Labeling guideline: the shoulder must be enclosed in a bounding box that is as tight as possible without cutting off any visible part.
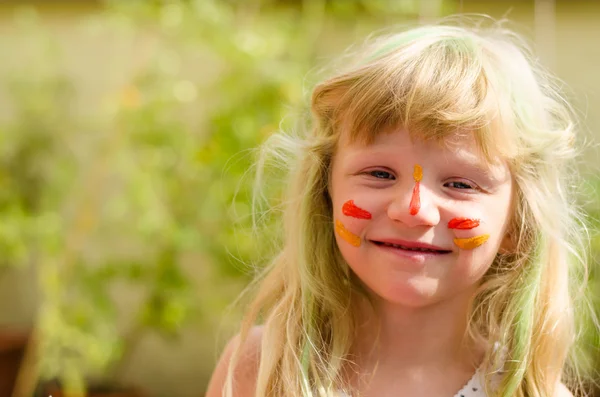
[554,382,574,397]
[205,325,264,397]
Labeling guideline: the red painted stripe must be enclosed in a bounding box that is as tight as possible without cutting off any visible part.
[448,217,480,229]
[342,200,372,219]
[409,182,420,216]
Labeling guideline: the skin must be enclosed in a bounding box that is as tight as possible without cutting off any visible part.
[330,128,514,308]
[336,219,362,247]
[328,127,515,395]
[205,326,574,397]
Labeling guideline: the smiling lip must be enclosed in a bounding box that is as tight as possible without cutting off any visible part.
[370,238,452,253]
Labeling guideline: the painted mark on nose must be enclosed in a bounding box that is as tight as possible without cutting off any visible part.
[342,200,372,219]
[453,234,490,250]
[448,217,480,230]
[409,164,422,215]
[335,220,361,247]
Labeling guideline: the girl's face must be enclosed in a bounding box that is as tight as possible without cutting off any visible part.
[329,128,514,307]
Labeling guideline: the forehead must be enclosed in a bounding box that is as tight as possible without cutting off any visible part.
[338,126,482,157]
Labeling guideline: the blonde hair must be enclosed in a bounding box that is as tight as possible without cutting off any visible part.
[225,16,592,397]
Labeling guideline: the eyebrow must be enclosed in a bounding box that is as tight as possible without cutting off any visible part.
[446,152,487,170]
[341,148,392,163]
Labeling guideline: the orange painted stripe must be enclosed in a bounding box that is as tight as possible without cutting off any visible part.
[413,164,423,182]
[453,234,490,250]
[335,220,361,247]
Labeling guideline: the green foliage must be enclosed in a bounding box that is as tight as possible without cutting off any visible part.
[581,176,600,376]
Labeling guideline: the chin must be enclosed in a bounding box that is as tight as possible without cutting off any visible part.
[371,280,444,308]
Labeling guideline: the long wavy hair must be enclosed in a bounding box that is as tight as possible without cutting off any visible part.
[225,16,592,397]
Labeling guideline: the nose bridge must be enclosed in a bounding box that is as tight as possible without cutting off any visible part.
[387,178,439,226]
[416,182,436,215]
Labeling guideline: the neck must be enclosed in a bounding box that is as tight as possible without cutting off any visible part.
[350,287,484,370]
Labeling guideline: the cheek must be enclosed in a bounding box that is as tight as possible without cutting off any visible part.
[447,212,505,280]
[448,216,488,249]
[454,244,498,278]
[333,225,368,277]
[334,214,369,248]
[333,199,375,248]
[446,206,506,251]
[335,220,362,247]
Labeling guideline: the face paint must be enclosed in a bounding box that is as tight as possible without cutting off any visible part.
[453,234,490,250]
[342,200,372,219]
[448,217,480,230]
[409,164,422,216]
[335,219,361,247]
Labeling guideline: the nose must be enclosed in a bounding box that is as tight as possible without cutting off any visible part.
[386,182,440,228]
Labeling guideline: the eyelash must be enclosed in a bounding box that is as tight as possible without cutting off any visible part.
[364,170,479,191]
[444,181,475,190]
[366,170,395,180]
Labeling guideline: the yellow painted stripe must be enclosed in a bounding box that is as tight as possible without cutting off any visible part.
[335,220,361,247]
[413,164,423,182]
[453,234,490,250]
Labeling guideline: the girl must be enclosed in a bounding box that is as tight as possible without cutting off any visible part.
[207,16,592,397]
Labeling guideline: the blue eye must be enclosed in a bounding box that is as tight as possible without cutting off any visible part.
[445,181,474,189]
[369,170,395,180]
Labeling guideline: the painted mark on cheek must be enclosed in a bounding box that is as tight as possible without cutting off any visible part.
[335,220,361,247]
[454,234,490,250]
[342,200,372,219]
[409,164,422,216]
[448,217,480,230]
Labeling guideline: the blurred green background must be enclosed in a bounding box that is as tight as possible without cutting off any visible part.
[0,0,597,396]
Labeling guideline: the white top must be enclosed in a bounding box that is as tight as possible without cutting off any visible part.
[452,367,487,397]
[338,366,491,397]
